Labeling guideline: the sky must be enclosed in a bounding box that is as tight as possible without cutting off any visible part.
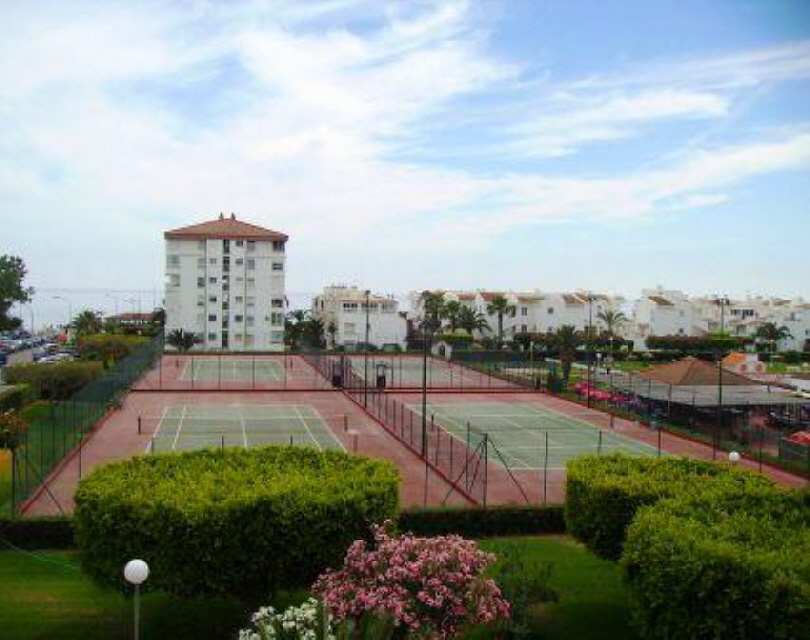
[2,0,809,322]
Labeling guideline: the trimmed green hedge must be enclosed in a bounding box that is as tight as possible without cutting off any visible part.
[565,455,773,560]
[4,361,103,400]
[74,447,399,598]
[0,517,75,549]
[623,487,810,640]
[399,505,565,537]
[0,384,34,412]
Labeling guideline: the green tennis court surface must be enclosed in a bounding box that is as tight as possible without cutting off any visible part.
[413,401,659,470]
[345,355,498,386]
[147,403,345,453]
[180,358,286,382]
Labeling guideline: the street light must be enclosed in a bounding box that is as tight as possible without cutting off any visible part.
[714,295,731,460]
[364,290,371,407]
[52,296,72,330]
[124,559,149,639]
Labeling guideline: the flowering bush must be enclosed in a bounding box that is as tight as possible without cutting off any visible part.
[239,598,334,640]
[313,522,510,639]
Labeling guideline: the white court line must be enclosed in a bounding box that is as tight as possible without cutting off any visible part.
[310,407,347,452]
[238,406,248,448]
[293,405,321,450]
[144,405,169,454]
[180,360,191,382]
[172,404,187,451]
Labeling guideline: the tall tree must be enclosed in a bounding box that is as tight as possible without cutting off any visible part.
[419,291,445,335]
[596,309,628,338]
[0,255,34,331]
[72,309,103,336]
[284,309,310,349]
[457,306,490,336]
[755,322,793,352]
[554,324,581,385]
[486,295,516,346]
[151,307,166,327]
[166,329,198,353]
[442,300,462,332]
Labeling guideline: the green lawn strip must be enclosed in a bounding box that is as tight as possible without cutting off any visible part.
[0,549,262,639]
[477,536,636,640]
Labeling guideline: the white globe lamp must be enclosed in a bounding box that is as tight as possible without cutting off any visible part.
[124,559,149,639]
[728,451,741,465]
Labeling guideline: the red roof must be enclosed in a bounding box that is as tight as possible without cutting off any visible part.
[638,356,757,386]
[165,214,288,241]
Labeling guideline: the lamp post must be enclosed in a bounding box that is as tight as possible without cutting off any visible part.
[364,290,371,407]
[586,293,594,408]
[123,559,149,640]
[52,296,72,331]
[714,295,730,460]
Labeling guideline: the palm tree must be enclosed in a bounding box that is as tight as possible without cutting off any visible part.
[72,309,103,337]
[457,306,490,336]
[442,300,462,332]
[597,309,628,354]
[554,324,581,385]
[327,321,337,349]
[486,295,516,346]
[755,322,793,352]
[166,329,198,353]
[284,310,310,349]
[301,317,326,349]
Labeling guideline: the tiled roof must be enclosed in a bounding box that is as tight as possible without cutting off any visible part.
[479,292,506,302]
[457,293,476,301]
[722,352,756,366]
[638,356,757,386]
[562,294,584,305]
[517,294,543,303]
[165,214,288,241]
[648,295,673,306]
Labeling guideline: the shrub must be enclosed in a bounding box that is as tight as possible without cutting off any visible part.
[565,454,773,560]
[3,361,103,400]
[239,598,334,640]
[622,486,810,640]
[76,334,144,364]
[0,384,33,412]
[74,447,399,598]
[313,521,510,639]
[398,505,565,538]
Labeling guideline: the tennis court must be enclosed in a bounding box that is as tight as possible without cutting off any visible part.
[413,400,660,470]
[179,358,287,382]
[345,355,512,389]
[145,403,346,453]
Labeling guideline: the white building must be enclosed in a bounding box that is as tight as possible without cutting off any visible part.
[312,285,407,350]
[632,288,695,346]
[164,214,288,351]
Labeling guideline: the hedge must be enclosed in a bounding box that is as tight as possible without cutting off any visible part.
[3,361,104,400]
[0,384,34,412]
[0,517,75,549]
[399,505,565,537]
[565,455,774,560]
[74,447,399,598]
[622,486,810,640]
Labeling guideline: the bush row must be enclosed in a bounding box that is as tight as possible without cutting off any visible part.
[76,334,147,364]
[74,447,399,598]
[0,517,75,549]
[565,454,773,560]
[3,361,103,400]
[0,384,34,412]
[623,486,810,640]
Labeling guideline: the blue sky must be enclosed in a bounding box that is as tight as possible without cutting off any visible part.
[1,0,808,311]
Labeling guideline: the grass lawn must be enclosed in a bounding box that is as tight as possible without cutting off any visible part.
[0,536,635,639]
[479,536,636,640]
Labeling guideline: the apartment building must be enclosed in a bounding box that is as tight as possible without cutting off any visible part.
[312,285,407,349]
[632,288,696,344]
[164,214,287,351]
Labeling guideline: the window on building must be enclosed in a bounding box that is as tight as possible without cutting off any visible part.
[198,240,205,250]
[234,314,243,322]
[247,296,256,307]
[271,331,284,342]
[209,277,217,284]
[247,259,256,270]
[547,308,554,315]
[246,316,255,327]
[197,257,205,269]
[197,298,204,307]
[223,283,229,292]
[235,240,244,247]
[223,239,230,253]
[208,313,218,322]
[521,324,528,333]
[168,274,180,287]
[247,240,255,252]
[521,307,528,316]
[271,298,284,308]
[209,296,217,303]
[247,278,255,287]
[272,262,284,271]
[235,296,243,304]
[166,255,180,268]
[197,277,205,288]
[233,333,243,341]
[272,241,285,252]
[235,258,243,266]
[209,257,217,265]
[271,312,284,325]
[342,302,358,312]
[208,332,216,341]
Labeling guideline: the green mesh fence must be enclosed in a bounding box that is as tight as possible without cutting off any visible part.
[11,331,164,515]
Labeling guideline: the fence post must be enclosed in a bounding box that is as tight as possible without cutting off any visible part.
[597,430,603,455]
[138,416,142,435]
[657,425,662,457]
[343,415,348,433]
[543,431,548,506]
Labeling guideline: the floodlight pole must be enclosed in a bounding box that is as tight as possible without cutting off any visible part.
[364,290,371,407]
[587,294,594,409]
[714,295,730,460]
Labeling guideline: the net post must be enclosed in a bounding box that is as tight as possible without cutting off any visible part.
[465,421,471,490]
[150,437,155,454]
[289,435,293,447]
[222,435,226,450]
[597,429,603,455]
[657,424,662,457]
[344,415,348,432]
[449,434,454,477]
[138,415,142,435]
[610,413,615,429]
